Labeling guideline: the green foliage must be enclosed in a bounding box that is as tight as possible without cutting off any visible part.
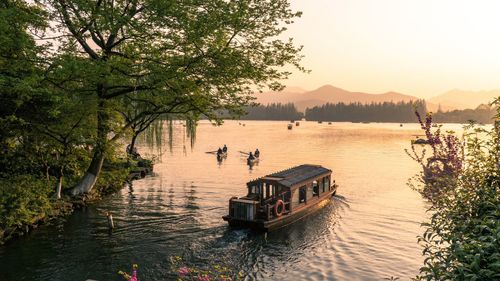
[94,160,131,196]
[0,175,51,230]
[1,0,305,234]
[0,0,47,131]
[28,0,305,195]
[411,101,500,280]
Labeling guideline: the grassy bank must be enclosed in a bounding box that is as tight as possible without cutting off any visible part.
[0,158,151,245]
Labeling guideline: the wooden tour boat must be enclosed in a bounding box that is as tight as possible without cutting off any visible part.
[223,164,338,231]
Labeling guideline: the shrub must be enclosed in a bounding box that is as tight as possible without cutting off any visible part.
[405,111,463,202]
[409,100,500,280]
[0,175,51,231]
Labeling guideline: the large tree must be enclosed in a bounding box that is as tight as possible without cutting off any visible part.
[39,0,304,195]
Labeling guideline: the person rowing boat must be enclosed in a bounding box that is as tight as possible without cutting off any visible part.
[247,151,259,166]
[248,152,255,160]
[216,147,228,162]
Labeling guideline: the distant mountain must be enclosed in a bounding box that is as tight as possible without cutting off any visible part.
[255,85,422,112]
[428,89,500,110]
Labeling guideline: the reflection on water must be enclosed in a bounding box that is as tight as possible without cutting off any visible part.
[0,121,451,281]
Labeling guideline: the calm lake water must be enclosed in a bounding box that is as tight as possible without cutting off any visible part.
[1,120,460,281]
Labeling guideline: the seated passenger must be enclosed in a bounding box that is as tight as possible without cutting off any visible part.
[222,144,227,152]
[254,148,260,158]
[217,147,223,155]
[247,152,255,160]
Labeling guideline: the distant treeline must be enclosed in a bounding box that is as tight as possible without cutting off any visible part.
[239,101,497,123]
[241,103,303,120]
[305,100,427,122]
[432,104,496,124]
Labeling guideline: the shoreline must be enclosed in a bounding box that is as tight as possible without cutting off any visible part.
[0,158,153,246]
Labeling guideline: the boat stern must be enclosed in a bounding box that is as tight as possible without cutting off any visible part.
[223,197,262,228]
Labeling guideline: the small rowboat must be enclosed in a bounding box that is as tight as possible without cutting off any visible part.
[217,151,227,161]
[411,138,428,145]
[247,157,259,166]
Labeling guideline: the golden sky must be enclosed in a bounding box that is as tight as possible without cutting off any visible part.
[284,0,500,98]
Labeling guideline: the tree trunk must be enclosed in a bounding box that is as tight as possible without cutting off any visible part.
[70,151,104,195]
[44,164,50,188]
[70,97,108,196]
[129,133,138,155]
[55,174,63,199]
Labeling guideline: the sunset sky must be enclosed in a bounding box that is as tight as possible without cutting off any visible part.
[284,0,500,98]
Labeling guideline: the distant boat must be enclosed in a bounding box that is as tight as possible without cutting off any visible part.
[217,151,227,161]
[318,121,323,124]
[295,122,300,126]
[362,121,370,124]
[400,123,403,127]
[247,153,260,166]
[328,122,332,125]
[290,119,295,123]
[287,124,293,130]
[412,138,429,145]
[247,157,259,166]
[223,164,338,231]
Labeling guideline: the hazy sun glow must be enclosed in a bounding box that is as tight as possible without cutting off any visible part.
[285,0,500,98]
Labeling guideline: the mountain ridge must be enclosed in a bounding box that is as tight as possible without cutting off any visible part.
[254,85,498,112]
[255,84,424,112]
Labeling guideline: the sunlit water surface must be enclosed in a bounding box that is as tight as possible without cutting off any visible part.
[1,121,463,281]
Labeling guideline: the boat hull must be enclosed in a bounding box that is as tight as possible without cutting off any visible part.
[247,157,259,165]
[223,187,336,232]
[217,152,227,161]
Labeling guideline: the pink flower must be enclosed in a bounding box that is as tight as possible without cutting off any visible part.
[178,267,189,277]
[197,274,210,281]
[129,269,137,281]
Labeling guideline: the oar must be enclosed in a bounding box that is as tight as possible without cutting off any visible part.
[205,151,218,154]
[238,151,250,155]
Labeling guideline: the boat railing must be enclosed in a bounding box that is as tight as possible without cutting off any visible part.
[261,190,292,220]
[264,201,291,220]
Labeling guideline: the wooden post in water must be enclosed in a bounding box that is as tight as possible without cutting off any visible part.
[106,212,115,230]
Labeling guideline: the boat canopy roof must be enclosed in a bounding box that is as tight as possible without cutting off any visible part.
[248,164,331,188]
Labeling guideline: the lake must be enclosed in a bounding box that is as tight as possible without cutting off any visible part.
[1,121,451,280]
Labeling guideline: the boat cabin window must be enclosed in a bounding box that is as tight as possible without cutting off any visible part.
[262,183,277,199]
[248,184,261,195]
[299,186,307,203]
[312,180,319,196]
[323,176,331,191]
[319,179,324,194]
